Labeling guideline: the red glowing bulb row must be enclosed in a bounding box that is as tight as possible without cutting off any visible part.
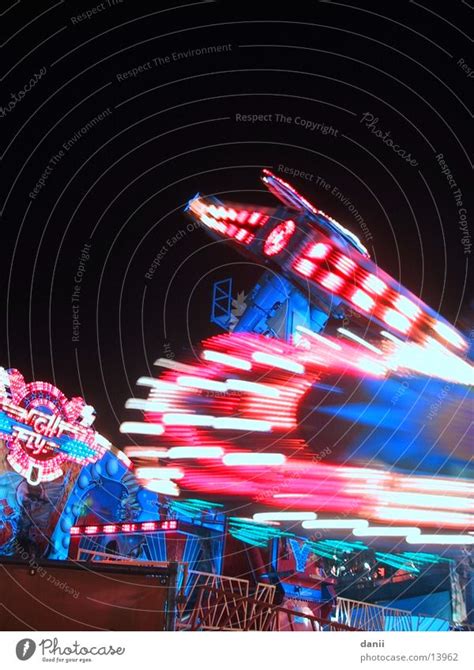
[261,169,370,257]
[188,197,270,246]
[70,520,178,536]
[292,241,463,348]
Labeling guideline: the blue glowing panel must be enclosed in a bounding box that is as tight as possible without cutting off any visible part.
[233,272,328,340]
[300,373,472,477]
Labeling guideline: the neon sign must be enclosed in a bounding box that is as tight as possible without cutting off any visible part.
[0,367,110,485]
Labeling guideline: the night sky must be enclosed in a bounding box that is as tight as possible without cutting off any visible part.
[1,0,472,447]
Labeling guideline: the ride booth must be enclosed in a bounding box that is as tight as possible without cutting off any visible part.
[0,368,225,630]
[220,519,338,630]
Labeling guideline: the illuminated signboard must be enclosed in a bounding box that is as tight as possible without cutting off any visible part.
[0,367,110,485]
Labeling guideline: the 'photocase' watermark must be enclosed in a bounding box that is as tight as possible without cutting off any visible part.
[1,67,47,119]
[359,113,418,167]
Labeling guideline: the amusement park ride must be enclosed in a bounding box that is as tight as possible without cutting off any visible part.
[0,170,472,631]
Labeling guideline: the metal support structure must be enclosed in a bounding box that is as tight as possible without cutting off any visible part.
[184,585,356,631]
[210,278,233,330]
[334,596,452,631]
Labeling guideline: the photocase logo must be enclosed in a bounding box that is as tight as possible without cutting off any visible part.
[15,639,36,661]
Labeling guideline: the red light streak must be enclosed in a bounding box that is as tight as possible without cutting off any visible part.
[334,254,356,275]
[319,271,344,292]
[363,273,387,296]
[351,289,375,312]
[307,242,330,259]
[293,258,316,278]
[123,331,472,531]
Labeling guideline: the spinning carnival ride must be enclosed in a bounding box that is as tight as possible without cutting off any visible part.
[122,170,473,544]
[1,169,472,630]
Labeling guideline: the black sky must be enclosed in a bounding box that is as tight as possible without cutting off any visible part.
[1,0,472,445]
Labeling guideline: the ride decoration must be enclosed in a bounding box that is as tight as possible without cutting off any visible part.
[187,169,468,354]
[0,367,110,485]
